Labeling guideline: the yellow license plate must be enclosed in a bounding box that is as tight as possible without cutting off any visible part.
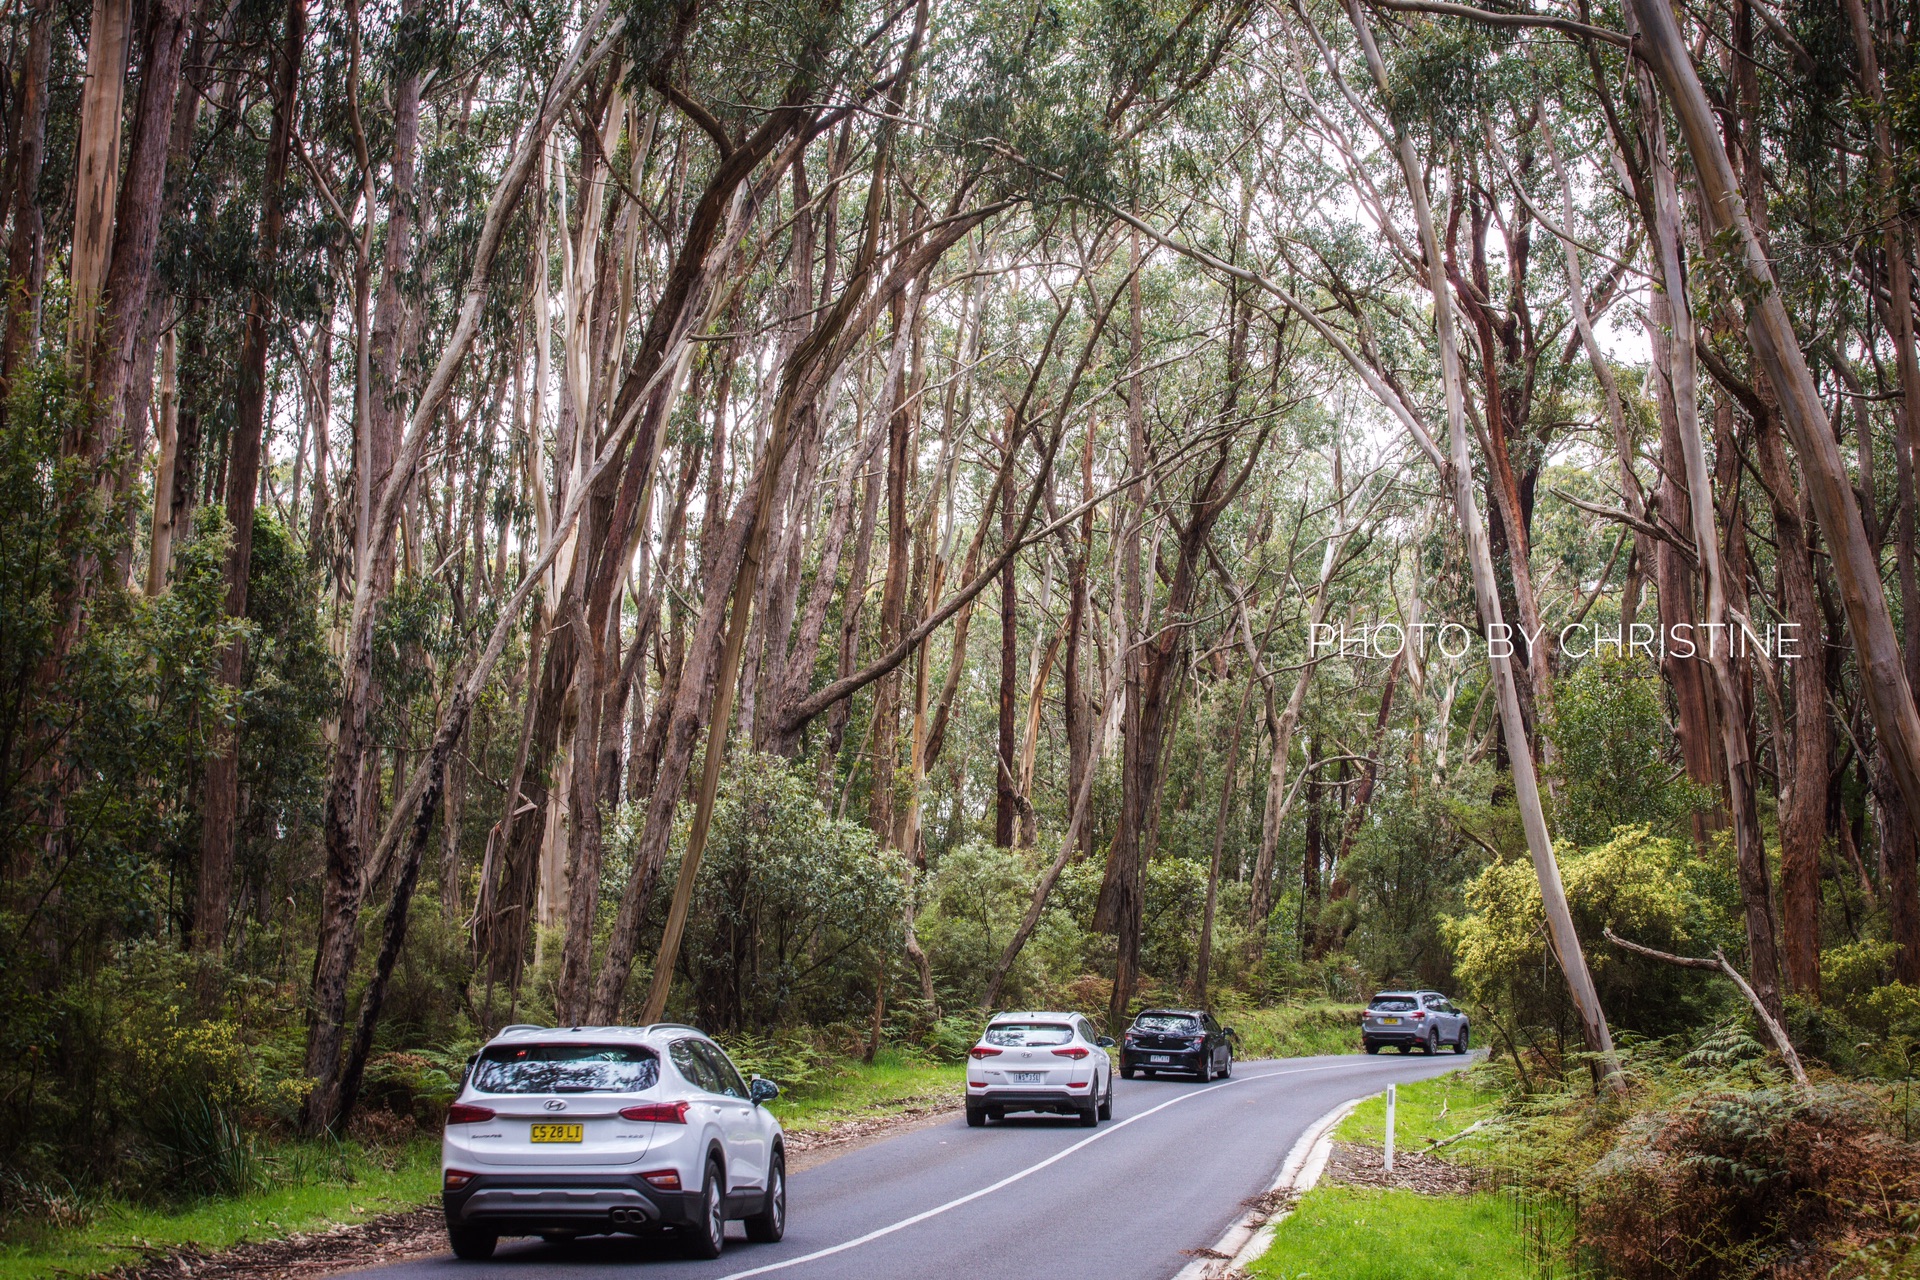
[529,1123,583,1143]
[1382,1017,1401,1025]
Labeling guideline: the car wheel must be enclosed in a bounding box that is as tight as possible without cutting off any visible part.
[1455,1026,1470,1055]
[1398,1042,1411,1054]
[1196,1050,1212,1083]
[1426,1030,1439,1055]
[1364,1040,1379,1054]
[1098,1073,1114,1120]
[447,1225,497,1261]
[744,1149,786,1243]
[1078,1092,1099,1126]
[685,1156,727,1260]
[1120,1064,1134,1080]
[966,1099,987,1127]
[1220,1050,1233,1078]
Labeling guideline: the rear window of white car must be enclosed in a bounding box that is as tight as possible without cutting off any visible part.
[1369,996,1418,1012]
[984,1023,1075,1047]
[1134,1015,1199,1033]
[471,1043,660,1094]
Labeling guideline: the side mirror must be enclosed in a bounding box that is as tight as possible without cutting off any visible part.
[749,1076,781,1105]
[1225,1027,1238,1039]
[1096,1036,1115,1048]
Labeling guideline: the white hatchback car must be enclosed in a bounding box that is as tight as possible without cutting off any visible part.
[440,1024,785,1260]
[965,1012,1115,1127]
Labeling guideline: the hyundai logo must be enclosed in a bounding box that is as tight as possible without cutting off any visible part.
[544,1099,567,1112]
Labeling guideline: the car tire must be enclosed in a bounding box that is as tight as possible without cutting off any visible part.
[1426,1031,1439,1055]
[1098,1074,1114,1120]
[1120,1064,1134,1080]
[1364,1040,1379,1054]
[1455,1026,1470,1055]
[447,1226,497,1261]
[1196,1051,1212,1083]
[1078,1094,1099,1127]
[1397,1043,1411,1054]
[685,1156,727,1260]
[966,1100,987,1127]
[744,1149,786,1243]
[1220,1050,1232,1078]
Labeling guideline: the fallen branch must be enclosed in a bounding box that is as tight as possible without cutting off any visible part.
[1422,1116,1489,1151]
[1603,927,1811,1095]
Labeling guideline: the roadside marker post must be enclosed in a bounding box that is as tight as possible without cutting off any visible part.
[1383,1084,1395,1172]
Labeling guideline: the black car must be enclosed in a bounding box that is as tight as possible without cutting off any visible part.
[1119,1009,1236,1081]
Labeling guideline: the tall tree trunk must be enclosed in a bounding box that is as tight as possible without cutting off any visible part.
[195,0,304,964]
[0,0,51,396]
[1756,407,1829,996]
[145,321,179,594]
[88,0,192,467]
[1063,418,1095,857]
[996,461,1018,847]
[1099,229,1149,1031]
[871,288,916,845]
[1197,673,1256,1006]
[66,0,132,368]
[1301,736,1323,956]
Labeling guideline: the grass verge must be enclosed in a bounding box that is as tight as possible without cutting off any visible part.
[763,1047,963,1134]
[1337,1063,1503,1150]
[1250,1186,1543,1280]
[1221,1002,1367,1060]
[0,1137,438,1280]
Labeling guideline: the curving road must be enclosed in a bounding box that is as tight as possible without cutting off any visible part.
[342,1051,1468,1280]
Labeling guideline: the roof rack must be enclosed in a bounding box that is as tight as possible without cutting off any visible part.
[648,1023,704,1035]
[497,1023,545,1034]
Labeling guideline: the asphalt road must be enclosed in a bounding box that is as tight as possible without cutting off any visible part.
[346,1051,1469,1280]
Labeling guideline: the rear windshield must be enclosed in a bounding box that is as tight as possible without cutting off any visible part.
[984,1023,1074,1047]
[471,1044,660,1094]
[1134,1015,1200,1033]
[1369,996,1418,1012]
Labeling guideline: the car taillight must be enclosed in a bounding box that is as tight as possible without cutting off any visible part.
[641,1169,682,1190]
[620,1101,690,1123]
[1411,1011,1427,1019]
[444,1169,475,1190]
[446,1103,495,1124]
[969,1045,1003,1059]
[1052,1046,1090,1060]
[1190,1037,1207,1048]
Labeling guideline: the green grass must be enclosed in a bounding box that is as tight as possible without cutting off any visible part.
[763,1047,964,1134]
[1221,1002,1367,1060]
[0,1137,439,1280]
[1337,1065,1504,1152]
[1251,1186,1543,1280]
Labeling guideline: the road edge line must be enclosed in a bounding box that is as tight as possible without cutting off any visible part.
[1170,1093,1361,1280]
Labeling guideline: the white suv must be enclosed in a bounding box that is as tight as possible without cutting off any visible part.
[966,1012,1114,1127]
[440,1024,785,1260]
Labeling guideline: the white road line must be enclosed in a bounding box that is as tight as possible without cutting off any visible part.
[712,1058,1426,1280]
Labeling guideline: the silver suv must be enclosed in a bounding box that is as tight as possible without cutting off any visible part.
[1361,990,1469,1055]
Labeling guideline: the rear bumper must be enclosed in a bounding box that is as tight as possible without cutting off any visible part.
[443,1172,701,1234]
[1121,1047,1203,1071]
[968,1088,1091,1115]
[1363,1029,1424,1045]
